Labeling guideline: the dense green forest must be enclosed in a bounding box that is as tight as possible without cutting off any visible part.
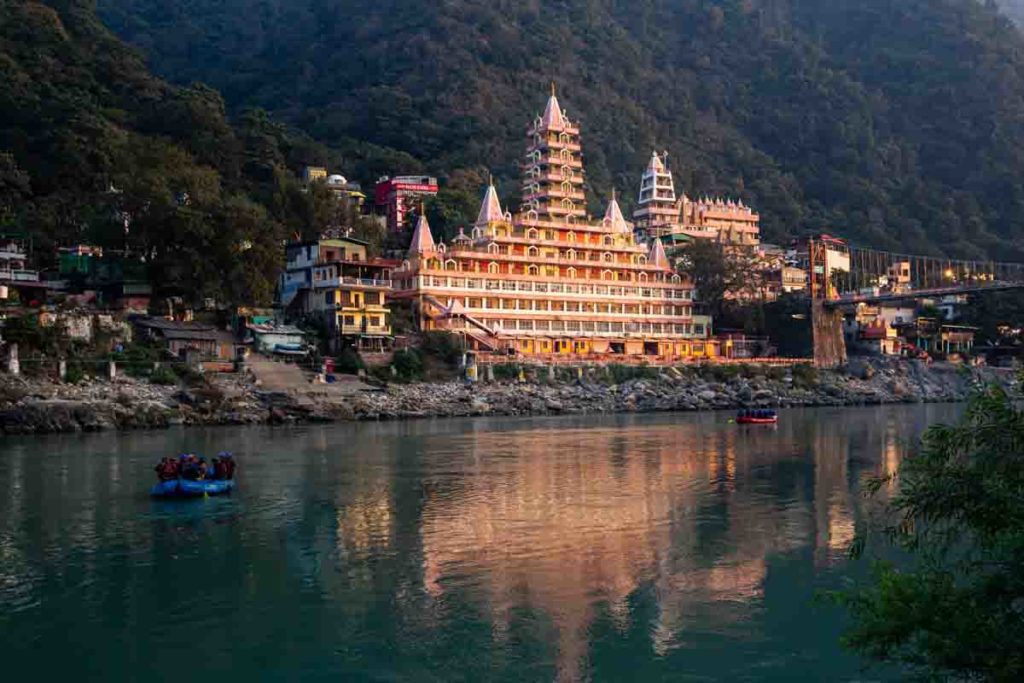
[96,0,1024,260]
[0,0,366,305]
[999,0,1024,24]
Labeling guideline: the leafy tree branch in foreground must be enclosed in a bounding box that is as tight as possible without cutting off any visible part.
[837,386,1024,680]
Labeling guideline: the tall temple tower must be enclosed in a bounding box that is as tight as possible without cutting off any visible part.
[392,85,718,361]
[632,151,680,238]
[521,84,587,224]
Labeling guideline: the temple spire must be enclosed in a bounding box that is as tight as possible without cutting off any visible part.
[603,190,630,234]
[475,177,504,227]
[541,83,564,129]
[408,207,436,256]
[649,237,671,269]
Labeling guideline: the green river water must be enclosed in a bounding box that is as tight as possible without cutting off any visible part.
[0,404,956,681]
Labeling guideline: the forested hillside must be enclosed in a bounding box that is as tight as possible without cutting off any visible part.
[999,0,1024,24]
[0,0,355,304]
[96,0,1024,260]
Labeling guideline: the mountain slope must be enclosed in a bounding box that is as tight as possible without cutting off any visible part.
[0,0,346,304]
[98,0,1024,259]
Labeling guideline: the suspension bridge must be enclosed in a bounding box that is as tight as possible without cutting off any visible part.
[806,237,1024,367]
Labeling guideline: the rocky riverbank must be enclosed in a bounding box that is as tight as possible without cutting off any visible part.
[0,358,1014,435]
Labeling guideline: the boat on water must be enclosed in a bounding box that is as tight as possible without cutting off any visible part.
[150,478,235,498]
[736,409,778,425]
[151,452,237,497]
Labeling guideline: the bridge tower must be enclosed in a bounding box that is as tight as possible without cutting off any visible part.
[808,238,848,369]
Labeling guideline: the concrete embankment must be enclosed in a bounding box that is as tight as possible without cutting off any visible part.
[0,358,1013,435]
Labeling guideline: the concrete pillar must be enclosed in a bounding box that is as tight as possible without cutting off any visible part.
[548,365,556,381]
[486,365,495,382]
[6,343,18,376]
[108,360,117,381]
[58,359,67,381]
[577,367,584,381]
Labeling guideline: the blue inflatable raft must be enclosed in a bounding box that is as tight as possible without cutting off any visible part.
[150,478,234,498]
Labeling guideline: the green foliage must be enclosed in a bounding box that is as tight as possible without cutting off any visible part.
[335,347,364,375]
[491,363,522,381]
[607,363,660,384]
[97,0,1024,258]
[64,364,85,384]
[0,1,339,305]
[420,331,463,368]
[391,349,424,382]
[790,363,818,388]
[149,364,177,385]
[837,387,1024,680]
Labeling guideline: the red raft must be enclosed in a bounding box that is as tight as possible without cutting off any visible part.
[736,409,778,425]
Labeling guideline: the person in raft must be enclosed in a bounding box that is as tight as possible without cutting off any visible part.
[155,452,236,482]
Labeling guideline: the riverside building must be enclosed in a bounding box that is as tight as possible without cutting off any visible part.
[632,151,761,248]
[392,87,717,361]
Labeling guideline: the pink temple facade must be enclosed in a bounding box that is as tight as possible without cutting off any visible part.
[392,87,719,361]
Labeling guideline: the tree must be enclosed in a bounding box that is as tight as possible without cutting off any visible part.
[837,387,1024,680]
[675,240,764,318]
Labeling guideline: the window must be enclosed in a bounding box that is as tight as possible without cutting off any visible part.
[370,316,382,327]
[365,292,381,305]
[527,228,539,240]
[567,231,576,242]
[528,265,539,276]
[488,262,500,274]
[343,315,355,326]
[324,292,334,305]
[527,246,539,257]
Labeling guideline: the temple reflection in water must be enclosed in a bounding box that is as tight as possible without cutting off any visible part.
[0,406,948,681]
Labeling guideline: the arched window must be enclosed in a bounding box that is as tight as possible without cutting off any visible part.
[526,209,539,222]
[487,242,500,254]
[488,262,500,274]
[436,243,447,253]
[561,180,573,195]
[638,272,649,282]
[527,246,539,257]
[566,231,576,242]
[566,214,577,225]
[444,259,457,271]
[671,274,681,283]
[527,265,539,276]
[561,164,572,178]
[603,235,614,246]
[561,198,574,211]
[602,269,615,281]
[566,249,577,260]
[529,182,540,195]
[637,255,648,265]
[603,252,614,263]
[471,227,483,239]
[560,148,571,162]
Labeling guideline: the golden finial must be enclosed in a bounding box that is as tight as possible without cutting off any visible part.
[488,171,494,186]
[550,81,556,97]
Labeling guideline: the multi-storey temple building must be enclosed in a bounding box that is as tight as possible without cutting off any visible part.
[632,151,761,248]
[392,88,717,360]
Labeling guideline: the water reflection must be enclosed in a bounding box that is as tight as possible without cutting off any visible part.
[0,405,954,681]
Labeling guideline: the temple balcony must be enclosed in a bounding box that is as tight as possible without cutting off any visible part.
[527,123,580,137]
[527,155,583,169]
[521,189,586,202]
[413,274,697,301]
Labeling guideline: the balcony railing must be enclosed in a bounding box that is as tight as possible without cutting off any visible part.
[313,276,392,289]
[414,275,697,300]
[0,269,40,282]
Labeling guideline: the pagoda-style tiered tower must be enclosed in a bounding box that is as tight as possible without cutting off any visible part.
[392,86,717,361]
[521,85,587,224]
[633,151,679,237]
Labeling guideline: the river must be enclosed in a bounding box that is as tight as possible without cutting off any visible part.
[0,404,957,681]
